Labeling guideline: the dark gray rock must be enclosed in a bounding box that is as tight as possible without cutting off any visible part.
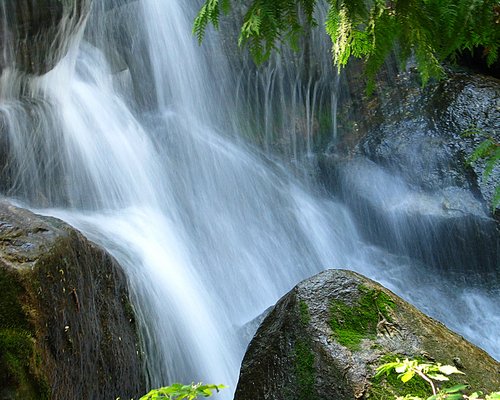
[234,269,500,400]
[429,73,500,206]
[334,157,499,278]
[0,200,145,399]
[319,69,500,277]
[326,68,499,211]
[0,0,91,75]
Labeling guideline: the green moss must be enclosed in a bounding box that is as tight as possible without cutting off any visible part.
[294,339,317,400]
[329,285,395,351]
[0,267,49,399]
[298,300,311,325]
[0,268,30,330]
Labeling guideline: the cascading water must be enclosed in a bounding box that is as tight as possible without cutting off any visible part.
[0,0,498,397]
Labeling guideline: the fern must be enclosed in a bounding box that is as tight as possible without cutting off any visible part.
[463,129,500,212]
[193,0,220,43]
[194,0,500,85]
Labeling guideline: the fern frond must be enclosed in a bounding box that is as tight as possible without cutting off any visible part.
[193,0,223,43]
[194,0,500,83]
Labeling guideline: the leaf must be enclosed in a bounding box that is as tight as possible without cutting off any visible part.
[375,360,402,377]
[444,394,464,400]
[427,373,450,381]
[467,139,494,164]
[395,364,408,374]
[400,371,415,383]
[438,365,465,375]
[139,383,226,400]
[442,384,469,393]
[483,147,500,181]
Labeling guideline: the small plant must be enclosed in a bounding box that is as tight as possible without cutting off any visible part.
[375,358,500,400]
[462,127,500,212]
[139,383,227,400]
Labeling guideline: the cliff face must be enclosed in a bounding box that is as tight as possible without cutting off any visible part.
[234,269,500,400]
[0,200,145,399]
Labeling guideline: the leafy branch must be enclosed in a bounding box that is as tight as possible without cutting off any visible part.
[139,383,226,400]
[375,358,500,400]
[193,0,500,88]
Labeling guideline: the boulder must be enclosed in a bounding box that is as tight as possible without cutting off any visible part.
[0,200,145,399]
[0,0,91,75]
[234,269,500,400]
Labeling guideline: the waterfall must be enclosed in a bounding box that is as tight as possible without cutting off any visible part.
[0,0,498,397]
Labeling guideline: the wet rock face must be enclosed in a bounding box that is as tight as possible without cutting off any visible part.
[234,269,500,400]
[327,68,499,212]
[0,0,91,75]
[319,69,500,277]
[360,72,499,207]
[0,201,145,399]
[429,73,500,206]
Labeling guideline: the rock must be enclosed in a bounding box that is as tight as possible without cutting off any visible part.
[333,157,499,279]
[234,269,500,400]
[0,0,91,75]
[0,200,145,399]
[319,69,500,277]
[429,72,500,207]
[325,67,499,212]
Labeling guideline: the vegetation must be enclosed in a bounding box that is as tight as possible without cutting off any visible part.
[194,0,500,89]
[0,267,49,399]
[375,358,500,400]
[462,127,500,211]
[371,356,433,400]
[329,286,395,351]
[139,383,226,400]
[294,339,317,400]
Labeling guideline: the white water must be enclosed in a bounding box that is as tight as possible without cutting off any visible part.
[0,0,498,396]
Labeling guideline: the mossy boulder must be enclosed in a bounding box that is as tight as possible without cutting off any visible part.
[0,200,145,399]
[234,269,500,400]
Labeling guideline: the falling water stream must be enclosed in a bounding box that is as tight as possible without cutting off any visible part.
[0,0,498,397]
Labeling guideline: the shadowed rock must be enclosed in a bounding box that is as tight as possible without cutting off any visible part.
[0,200,145,399]
[0,0,91,75]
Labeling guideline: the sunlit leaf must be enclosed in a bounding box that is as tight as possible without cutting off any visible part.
[400,371,415,383]
[437,365,464,375]
[395,364,408,374]
[427,373,449,381]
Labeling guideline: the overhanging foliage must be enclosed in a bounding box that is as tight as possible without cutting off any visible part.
[194,0,500,88]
